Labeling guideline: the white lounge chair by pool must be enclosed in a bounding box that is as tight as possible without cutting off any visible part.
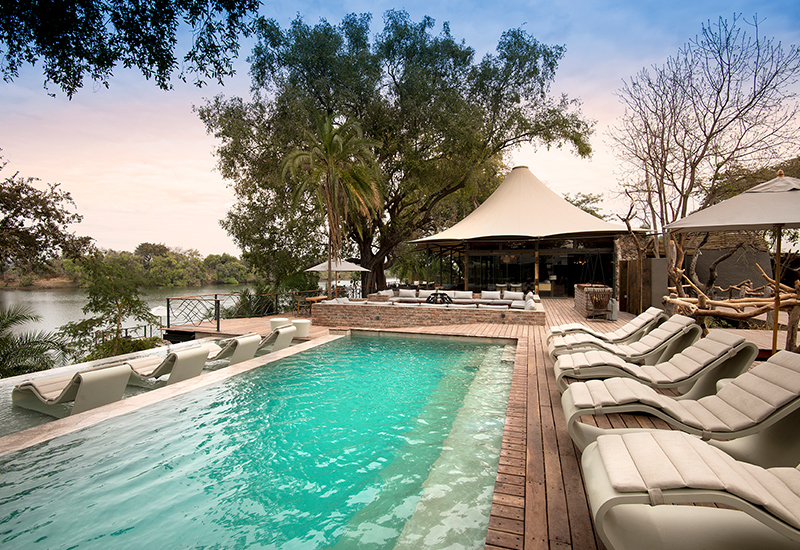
[553,330,758,395]
[206,333,263,365]
[11,363,132,418]
[546,306,666,344]
[126,346,211,388]
[582,431,800,550]
[548,314,701,365]
[562,350,800,466]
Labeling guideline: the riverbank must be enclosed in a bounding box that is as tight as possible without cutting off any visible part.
[1,277,79,290]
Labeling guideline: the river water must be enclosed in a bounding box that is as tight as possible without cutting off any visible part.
[0,285,248,335]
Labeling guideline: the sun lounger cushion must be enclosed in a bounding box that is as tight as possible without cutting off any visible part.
[595,431,800,529]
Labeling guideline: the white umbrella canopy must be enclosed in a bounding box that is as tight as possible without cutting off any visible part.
[305,259,370,298]
[667,171,800,354]
[304,259,370,273]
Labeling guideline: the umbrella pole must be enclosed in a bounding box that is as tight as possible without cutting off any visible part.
[772,225,784,355]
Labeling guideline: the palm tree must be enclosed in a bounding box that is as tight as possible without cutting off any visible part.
[283,114,382,298]
[0,304,68,378]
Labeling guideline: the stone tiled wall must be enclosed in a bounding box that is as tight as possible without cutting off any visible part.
[311,303,546,328]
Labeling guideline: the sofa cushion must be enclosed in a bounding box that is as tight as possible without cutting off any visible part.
[504,291,525,301]
[398,288,416,298]
[418,290,434,299]
[481,290,502,300]
[454,291,474,300]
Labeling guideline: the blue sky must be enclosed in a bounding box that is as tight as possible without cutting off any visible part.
[2,0,799,256]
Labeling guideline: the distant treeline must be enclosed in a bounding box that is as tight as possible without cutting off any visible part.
[3,242,254,288]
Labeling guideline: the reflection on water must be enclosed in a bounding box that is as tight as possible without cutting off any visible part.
[0,285,248,334]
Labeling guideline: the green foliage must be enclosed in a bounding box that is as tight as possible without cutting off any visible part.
[134,242,170,268]
[0,158,93,274]
[203,253,251,284]
[284,113,381,296]
[84,337,162,362]
[563,192,611,220]
[148,249,205,286]
[57,318,105,363]
[0,0,260,97]
[200,10,593,295]
[0,305,69,378]
[74,250,156,356]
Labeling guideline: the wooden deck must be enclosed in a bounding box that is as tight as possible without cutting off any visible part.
[168,298,776,549]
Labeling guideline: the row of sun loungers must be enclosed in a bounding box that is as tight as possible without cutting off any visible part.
[550,307,800,549]
[11,325,298,419]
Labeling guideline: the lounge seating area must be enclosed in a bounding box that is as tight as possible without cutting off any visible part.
[550,306,800,549]
[384,288,545,310]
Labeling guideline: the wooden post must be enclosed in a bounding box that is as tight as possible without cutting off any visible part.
[772,225,783,355]
[464,251,469,291]
[534,250,540,295]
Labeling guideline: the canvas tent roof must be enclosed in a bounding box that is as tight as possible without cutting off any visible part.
[414,166,627,247]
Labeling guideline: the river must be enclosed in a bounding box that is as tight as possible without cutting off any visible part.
[0,284,249,335]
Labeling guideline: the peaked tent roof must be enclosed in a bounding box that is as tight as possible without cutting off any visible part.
[414,166,627,246]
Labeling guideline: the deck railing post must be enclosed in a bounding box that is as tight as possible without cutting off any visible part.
[215,297,221,332]
[166,298,171,328]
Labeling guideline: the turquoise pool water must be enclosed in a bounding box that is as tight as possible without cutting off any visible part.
[0,334,514,549]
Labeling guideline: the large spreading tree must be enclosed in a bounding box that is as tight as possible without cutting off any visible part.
[198,10,593,294]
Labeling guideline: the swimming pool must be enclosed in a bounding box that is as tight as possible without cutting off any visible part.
[0,333,514,549]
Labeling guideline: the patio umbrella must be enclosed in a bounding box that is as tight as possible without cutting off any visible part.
[305,259,370,298]
[667,171,800,354]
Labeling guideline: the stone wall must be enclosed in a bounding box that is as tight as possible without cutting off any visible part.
[312,303,546,328]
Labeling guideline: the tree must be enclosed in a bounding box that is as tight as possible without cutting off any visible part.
[68,251,155,357]
[134,242,170,268]
[0,0,260,97]
[563,192,610,220]
[610,15,800,288]
[199,11,592,294]
[0,304,68,377]
[0,158,93,274]
[283,114,381,297]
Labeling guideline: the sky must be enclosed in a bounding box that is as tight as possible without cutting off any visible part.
[2,0,800,257]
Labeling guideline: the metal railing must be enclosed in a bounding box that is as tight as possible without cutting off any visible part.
[164,289,328,331]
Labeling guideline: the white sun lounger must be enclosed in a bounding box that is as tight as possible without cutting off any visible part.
[546,306,666,344]
[11,363,132,418]
[582,431,800,550]
[126,345,211,388]
[553,330,758,394]
[256,325,297,354]
[548,314,701,365]
[206,333,263,365]
[562,350,800,466]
